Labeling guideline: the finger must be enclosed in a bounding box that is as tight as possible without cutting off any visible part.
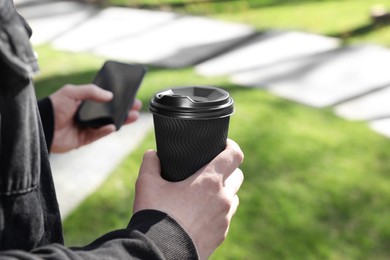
[205,139,244,181]
[139,150,161,178]
[226,139,244,163]
[224,168,244,198]
[227,195,240,219]
[123,110,140,125]
[223,195,239,239]
[122,99,142,125]
[73,84,113,102]
[81,124,115,145]
[131,99,142,111]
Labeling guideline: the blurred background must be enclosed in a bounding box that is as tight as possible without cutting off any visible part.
[16,0,390,259]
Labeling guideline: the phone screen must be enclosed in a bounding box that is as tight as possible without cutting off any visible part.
[75,61,147,130]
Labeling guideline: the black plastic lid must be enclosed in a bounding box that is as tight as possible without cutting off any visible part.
[149,86,234,119]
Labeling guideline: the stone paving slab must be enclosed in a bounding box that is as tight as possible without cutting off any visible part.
[50,113,153,219]
[93,15,255,68]
[53,7,177,53]
[231,44,390,108]
[370,118,390,139]
[334,86,390,121]
[17,1,97,45]
[14,0,48,6]
[52,7,255,68]
[195,30,339,76]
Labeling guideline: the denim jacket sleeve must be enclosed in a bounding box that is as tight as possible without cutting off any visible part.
[0,0,55,150]
[0,0,64,250]
[37,97,54,151]
[0,210,199,259]
[0,0,39,79]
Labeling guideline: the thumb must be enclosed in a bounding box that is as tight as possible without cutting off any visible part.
[139,150,161,178]
[72,84,113,102]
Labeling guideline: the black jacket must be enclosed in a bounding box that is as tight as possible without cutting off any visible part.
[0,1,198,258]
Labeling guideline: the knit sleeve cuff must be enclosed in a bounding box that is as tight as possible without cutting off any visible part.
[38,97,54,151]
[128,210,199,260]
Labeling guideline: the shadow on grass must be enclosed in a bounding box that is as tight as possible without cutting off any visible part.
[95,0,353,9]
[328,17,390,41]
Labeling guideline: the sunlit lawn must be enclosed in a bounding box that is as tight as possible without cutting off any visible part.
[34,0,390,258]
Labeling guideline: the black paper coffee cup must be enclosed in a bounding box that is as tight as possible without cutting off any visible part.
[149,86,234,182]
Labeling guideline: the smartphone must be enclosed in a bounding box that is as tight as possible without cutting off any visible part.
[75,61,147,130]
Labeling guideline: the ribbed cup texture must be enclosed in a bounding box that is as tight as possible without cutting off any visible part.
[153,115,230,182]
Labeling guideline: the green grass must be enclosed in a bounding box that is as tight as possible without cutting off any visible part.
[32,0,390,259]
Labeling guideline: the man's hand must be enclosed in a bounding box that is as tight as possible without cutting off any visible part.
[49,84,142,153]
[133,139,244,260]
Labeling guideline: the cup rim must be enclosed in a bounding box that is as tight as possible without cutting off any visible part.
[149,86,234,119]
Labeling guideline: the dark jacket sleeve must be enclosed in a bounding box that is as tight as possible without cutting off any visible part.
[0,210,199,259]
[38,97,54,151]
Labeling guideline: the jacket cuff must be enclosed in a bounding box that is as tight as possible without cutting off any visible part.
[37,97,54,151]
[128,210,199,260]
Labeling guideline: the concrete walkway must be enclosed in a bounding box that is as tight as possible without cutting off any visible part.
[50,114,153,218]
[15,0,390,217]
